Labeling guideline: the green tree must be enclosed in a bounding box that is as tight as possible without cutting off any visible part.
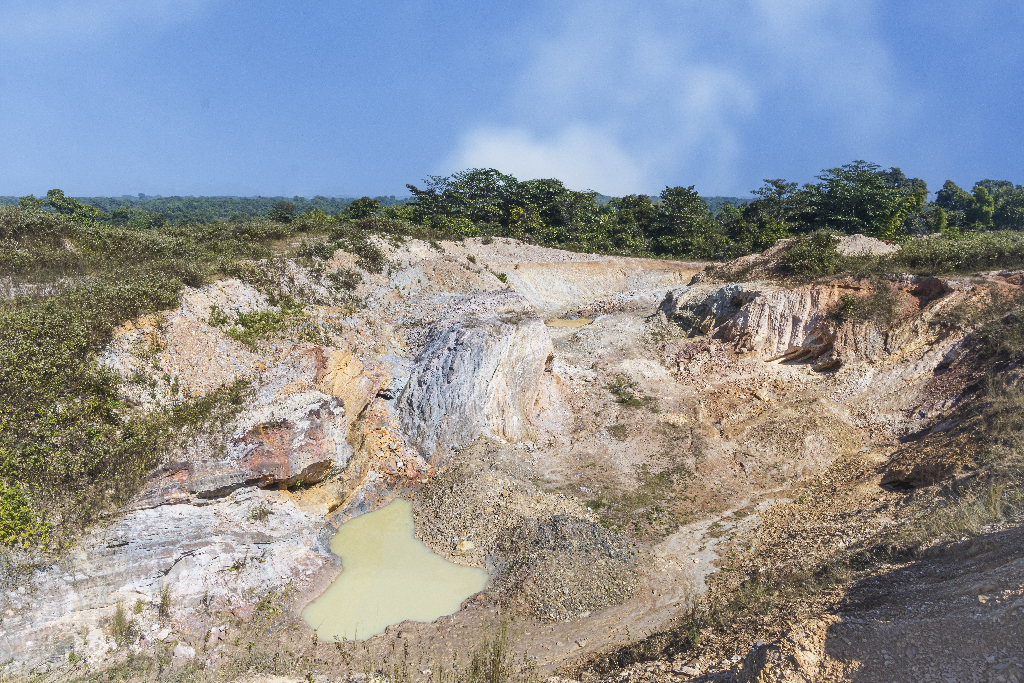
[805,162,920,239]
[267,200,297,223]
[516,178,572,229]
[653,186,720,257]
[967,185,996,229]
[935,180,974,212]
[993,186,1024,231]
[407,168,520,228]
[734,179,808,250]
[343,197,381,219]
[45,189,103,221]
[550,190,600,244]
[18,194,44,211]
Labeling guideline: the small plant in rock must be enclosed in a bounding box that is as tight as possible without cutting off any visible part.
[462,617,539,683]
[832,293,859,321]
[159,584,172,618]
[467,254,477,264]
[606,375,654,408]
[496,272,508,284]
[326,267,362,291]
[112,602,136,646]
[249,502,272,522]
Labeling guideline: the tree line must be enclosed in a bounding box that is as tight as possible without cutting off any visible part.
[7,161,1024,260]
[0,193,406,230]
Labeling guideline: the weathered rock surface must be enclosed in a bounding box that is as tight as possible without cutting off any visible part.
[399,292,565,457]
[1,487,329,669]
[659,283,754,337]
[181,344,352,498]
[663,275,972,371]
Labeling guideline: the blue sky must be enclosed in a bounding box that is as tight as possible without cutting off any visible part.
[1,0,1022,198]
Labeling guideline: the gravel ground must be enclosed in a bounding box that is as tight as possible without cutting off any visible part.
[412,442,640,622]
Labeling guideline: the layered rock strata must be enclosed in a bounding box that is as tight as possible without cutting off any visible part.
[399,292,564,457]
[663,275,973,371]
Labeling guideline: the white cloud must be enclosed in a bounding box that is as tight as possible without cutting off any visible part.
[446,0,907,195]
[449,125,644,195]
[0,0,212,44]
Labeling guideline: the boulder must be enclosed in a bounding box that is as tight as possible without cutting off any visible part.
[659,284,755,337]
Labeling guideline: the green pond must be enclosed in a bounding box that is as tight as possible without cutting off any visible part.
[302,498,488,640]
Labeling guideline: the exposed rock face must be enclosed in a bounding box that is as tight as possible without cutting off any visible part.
[318,346,391,428]
[183,344,351,498]
[659,283,753,337]
[664,276,971,370]
[1,487,329,669]
[719,284,854,366]
[187,393,348,497]
[399,292,564,457]
[504,259,701,316]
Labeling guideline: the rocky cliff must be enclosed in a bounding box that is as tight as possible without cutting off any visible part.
[399,291,565,457]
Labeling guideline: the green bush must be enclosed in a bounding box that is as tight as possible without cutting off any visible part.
[894,231,1024,274]
[428,215,480,238]
[0,482,48,547]
[777,230,847,278]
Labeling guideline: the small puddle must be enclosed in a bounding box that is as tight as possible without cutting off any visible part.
[545,318,594,328]
[302,498,488,641]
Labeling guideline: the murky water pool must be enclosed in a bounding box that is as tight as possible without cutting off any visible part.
[302,498,488,641]
[545,317,594,328]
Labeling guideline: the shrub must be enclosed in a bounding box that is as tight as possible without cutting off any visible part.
[427,215,480,238]
[159,585,172,618]
[777,230,846,278]
[0,482,48,547]
[830,279,900,326]
[895,231,1024,274]
[297,239,335,260]
[112,602,136,646]
[326,267,362,291]
[605,375,655,408]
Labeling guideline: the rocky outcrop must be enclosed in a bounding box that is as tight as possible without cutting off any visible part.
[1,487,329,670]
[187,393,348,497]
[318,347,391,428]
[720,285,850,362]
[659,283,755,337]
[399,292,564,457]
[664,276,970,371]
[180,345,352,498]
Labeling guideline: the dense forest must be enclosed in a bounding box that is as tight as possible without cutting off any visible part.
[5,161,1022,260]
